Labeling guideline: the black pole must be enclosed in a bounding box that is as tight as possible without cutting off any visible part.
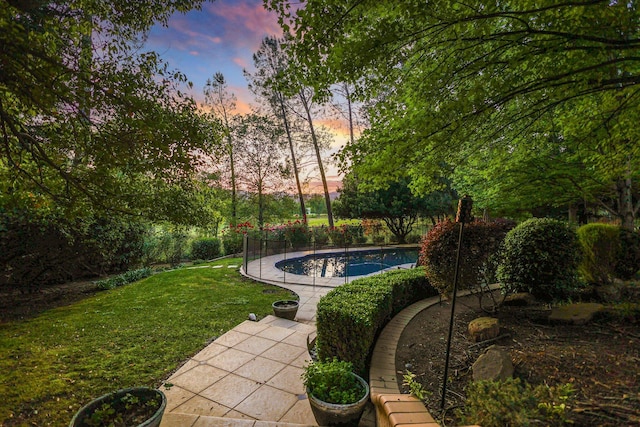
[440,221,465,409]
[440,195,473,410]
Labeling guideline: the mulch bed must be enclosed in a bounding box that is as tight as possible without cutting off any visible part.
[395,290,640,426]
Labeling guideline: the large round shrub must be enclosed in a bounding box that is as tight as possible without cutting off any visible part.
[419,218,515,295]
[190,237,222,260]
[497,218,581,302]
[576,223,619,284]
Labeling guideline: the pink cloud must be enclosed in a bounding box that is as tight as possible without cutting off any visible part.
[205,1,282,49]
[170,17,224,47]
[233,56,249,69]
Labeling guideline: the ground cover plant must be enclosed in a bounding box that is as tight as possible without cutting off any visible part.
[0,258,294,426]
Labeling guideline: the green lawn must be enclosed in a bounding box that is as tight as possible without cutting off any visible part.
[306,215,360,227]
[0,258,294,426]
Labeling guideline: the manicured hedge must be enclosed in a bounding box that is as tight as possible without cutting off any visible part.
[315,267,437,376]
[190,237,222,260]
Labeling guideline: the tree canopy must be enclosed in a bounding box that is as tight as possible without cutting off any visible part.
[1,0,217,223]
[267,0,640,227]
[333,174,454,242]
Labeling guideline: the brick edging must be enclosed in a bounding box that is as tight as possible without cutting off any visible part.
[368,287,492,427]
[369,296,441,426]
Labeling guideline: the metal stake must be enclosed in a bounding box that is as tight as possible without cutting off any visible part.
[440,195,473,409]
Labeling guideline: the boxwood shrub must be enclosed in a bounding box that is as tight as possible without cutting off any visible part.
[315,267,437,376]
[497,218,581,302]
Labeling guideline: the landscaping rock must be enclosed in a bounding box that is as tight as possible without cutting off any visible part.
[548,303,604,325]
[595,284,622,302]
[468,317,500,343]
[472,345,513,381]
[503,292,537,306]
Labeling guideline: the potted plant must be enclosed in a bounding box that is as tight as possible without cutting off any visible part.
[272,299,299,320]
[69,387,166,427]
[302,359,370,426]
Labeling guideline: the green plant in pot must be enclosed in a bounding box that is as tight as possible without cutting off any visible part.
[69,387,166,427]
[302,358,370,426]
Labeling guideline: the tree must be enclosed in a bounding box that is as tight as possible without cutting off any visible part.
[258,35,335,227]
[246,37,308,222]
[235,113,289,228]
[1,0,215,222]
[333,174,454,243]
[267,0,640,229]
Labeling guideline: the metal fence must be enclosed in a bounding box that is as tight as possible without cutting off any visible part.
[242,235,420,286]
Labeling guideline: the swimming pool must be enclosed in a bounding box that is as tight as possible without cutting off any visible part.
[275,248,419,278]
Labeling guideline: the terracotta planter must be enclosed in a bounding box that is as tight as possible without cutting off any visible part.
[70,387,166,427]
[307,373,370,426]
[272,300,299,320]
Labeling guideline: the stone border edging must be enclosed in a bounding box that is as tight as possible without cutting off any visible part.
[368,286,500,427]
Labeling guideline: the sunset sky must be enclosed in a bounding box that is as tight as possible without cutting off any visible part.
[144,0,344,192]
[145,0,281,112]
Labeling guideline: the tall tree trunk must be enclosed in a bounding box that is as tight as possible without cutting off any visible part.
[299,90,334,227]
[344,83,355,146]
[278,95,306,222]
[568,204,578,224]
[619,158,636,231]
[258,180,264,229]
[228,135,237,226]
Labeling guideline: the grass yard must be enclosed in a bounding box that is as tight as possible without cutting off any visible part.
[0,258,294,426]
[305,215,360,227]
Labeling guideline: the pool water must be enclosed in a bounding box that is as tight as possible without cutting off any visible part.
[275,248,419,278]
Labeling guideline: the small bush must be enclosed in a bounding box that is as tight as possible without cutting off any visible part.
[95,267,152,290]
[311,226,330,245]
[419,219,515,296]
[372,234,386,245]
[497,218,581,302]
[283,220,310,249]
[316,267,437,375]
[222,233,243,255]
[328,224,364,247]
[221,222,255,255]
[577,223,619,284]
[616,229,640,279]
[190,238,222,260]
[457,378,574,427]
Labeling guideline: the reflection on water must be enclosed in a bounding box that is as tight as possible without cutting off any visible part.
[275,249,418,278]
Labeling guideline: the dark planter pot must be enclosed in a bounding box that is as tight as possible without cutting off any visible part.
[307,373,370,426]
[272,300,299,320]
[70,387,166,427]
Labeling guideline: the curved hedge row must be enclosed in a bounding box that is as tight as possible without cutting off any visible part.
[315,267,437,376]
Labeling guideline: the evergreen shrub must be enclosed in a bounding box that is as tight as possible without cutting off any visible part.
[457,378,574,427]
[190,237,222,260]
[576,223,619,284]
[616,228,640,280]
[419,219,515,296]
[497,218,581,302]
[315,267,437,376]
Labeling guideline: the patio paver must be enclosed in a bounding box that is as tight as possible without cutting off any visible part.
[159,253,381,427]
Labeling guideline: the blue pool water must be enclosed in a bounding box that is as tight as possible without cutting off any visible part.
[275,248,419,278]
